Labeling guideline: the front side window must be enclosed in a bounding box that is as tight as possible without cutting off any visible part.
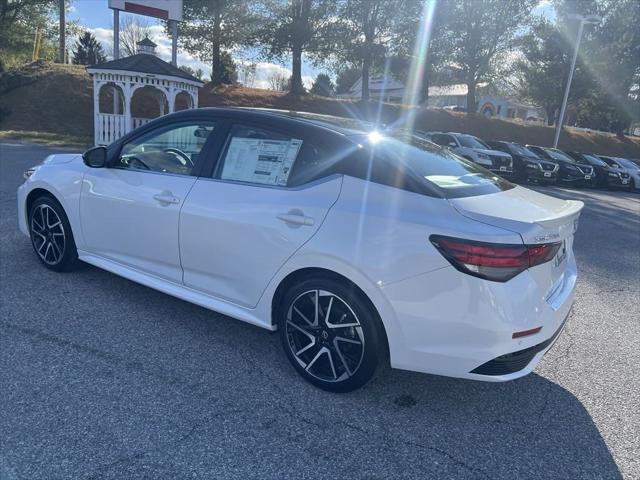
[218,125,303,186]
[118,122,216,175]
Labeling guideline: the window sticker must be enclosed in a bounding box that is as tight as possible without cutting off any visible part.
[221,137,303,186]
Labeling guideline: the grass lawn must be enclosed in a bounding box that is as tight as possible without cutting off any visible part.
[0,130,92,150]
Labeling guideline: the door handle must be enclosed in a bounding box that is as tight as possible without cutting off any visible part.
[277,213,315,226]
[153,193,180,205]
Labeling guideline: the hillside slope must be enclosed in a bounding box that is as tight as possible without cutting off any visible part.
[1,61,639,157]
[199,84,640,157]
[0,61,93,137]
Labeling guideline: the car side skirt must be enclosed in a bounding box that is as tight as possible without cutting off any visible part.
[77,250,277,331]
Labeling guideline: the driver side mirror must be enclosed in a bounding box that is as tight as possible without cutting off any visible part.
[448,142,457,148]
[83,146,107,168]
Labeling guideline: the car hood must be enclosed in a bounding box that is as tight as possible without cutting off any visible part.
[448,186,583,244]
[475,148,511,158]
[41,153,82,165]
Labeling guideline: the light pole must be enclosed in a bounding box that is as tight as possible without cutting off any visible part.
[552,13,601,148]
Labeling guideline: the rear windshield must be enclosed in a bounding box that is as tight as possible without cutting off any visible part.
[457,135,490,149]
[354,132,514,199]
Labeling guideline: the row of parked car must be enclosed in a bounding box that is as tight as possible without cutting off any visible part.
[420,131,640,191]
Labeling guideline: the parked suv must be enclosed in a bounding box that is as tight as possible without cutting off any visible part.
[599,156,640,191]
[486,141,558,184]
[421,132,513,177]
[565,151,631,189]
[526,145,595,187]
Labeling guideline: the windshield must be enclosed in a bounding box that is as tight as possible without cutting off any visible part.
[457,135,490,149]
[357,132,514,199]
[509,143,538,157]
[616,158,640,170]
[546,149,576,163]
[580,154,607,167]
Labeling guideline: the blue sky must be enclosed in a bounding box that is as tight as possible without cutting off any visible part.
[67,0,325,88]
[67,0,555,88]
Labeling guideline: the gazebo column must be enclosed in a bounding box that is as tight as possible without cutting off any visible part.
[123,81,133,132]
[168,86,177,113]
[93,77,102,146]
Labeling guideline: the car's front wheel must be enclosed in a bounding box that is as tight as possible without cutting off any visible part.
[277,276,386,392]
[28,195,78,272]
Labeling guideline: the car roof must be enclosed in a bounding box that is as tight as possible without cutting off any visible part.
[164,107,376,136]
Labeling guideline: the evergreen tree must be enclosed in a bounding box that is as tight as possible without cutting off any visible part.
[256,0,335,94]
[334,66,360,94]
[178,0,257,85]
[310,73,334,96]
[72,31,106,65]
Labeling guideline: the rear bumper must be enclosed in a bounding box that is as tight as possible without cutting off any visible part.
[380,255,577,381]
[470,313,568,376]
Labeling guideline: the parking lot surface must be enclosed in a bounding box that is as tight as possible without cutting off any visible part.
[1,141,639,479]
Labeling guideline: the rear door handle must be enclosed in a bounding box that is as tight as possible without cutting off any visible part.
[277,213,315,226]
[153,193,180,205]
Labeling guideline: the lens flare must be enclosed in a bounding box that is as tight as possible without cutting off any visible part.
[368,131,383,143]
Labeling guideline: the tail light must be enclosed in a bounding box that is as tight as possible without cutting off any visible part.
[430,235,562,282]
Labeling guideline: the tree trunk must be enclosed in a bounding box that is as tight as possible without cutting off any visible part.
[58,0,65,63]
[290,44,304,94]
[361,54,370,102]
[466,78,476,114]
[545,106,555,126]
[211,12,222,84]
[419,70,430,105]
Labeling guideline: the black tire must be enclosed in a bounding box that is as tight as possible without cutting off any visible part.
[277,275,386,392]
[28,195,78,272]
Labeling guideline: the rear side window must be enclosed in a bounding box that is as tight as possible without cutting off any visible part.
[351,132,514,199]
[218,125,303,186]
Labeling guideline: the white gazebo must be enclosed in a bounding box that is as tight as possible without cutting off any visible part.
[87,37,204,145]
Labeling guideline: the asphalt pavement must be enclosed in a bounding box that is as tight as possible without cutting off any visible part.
[1,141,639,479]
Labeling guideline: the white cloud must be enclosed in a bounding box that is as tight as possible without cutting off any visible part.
[81,25,313,90]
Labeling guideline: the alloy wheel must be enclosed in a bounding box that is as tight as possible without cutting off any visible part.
[31,204,66,265]
[285,289,365,383]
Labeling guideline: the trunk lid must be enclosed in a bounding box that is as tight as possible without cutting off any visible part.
[448,186,582,244]
[448,186,583,296]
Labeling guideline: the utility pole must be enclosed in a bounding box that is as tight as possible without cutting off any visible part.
[58,0,65,63]
[170,20,178,66]
[113,8,120,60]
[553,13,601,148]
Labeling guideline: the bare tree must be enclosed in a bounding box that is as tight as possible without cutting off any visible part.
[120,16,152,57]
[267,70,290,91]
[239,62,257,87]
[57,0,65,62]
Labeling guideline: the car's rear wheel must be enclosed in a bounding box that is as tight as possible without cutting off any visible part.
[277,276,385,392]
[29,195,78,272]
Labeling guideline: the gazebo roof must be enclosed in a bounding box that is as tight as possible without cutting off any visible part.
[87,53,203,85]
[137,36,157,48]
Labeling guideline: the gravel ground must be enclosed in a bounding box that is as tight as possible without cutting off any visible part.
[1,141,639,479]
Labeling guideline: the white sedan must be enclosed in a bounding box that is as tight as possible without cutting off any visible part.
[17,108,582,392]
